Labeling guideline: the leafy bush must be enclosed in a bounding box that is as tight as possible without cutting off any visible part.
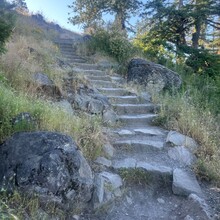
[185,49,220,77]
[89,27,136,63]
[133,31,175,65]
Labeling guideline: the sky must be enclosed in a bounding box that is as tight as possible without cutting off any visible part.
[25,0,82,33]
[24,0,140,35]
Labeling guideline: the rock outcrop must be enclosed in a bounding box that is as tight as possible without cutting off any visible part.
[0,131,94,210]
[127,58,182,92]
[31,72,62,99]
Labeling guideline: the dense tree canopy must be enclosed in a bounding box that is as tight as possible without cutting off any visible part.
[141,0,220,50]
[68,0,142,31]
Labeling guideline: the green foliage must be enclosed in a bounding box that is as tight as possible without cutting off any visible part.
[133,31,174,64]
[0,1,15,54]
[69,0,142,31]
[152,62,220,185]
[0,85,104,160]
[89,27,136,64]
[184,48,220,77]
[119,168,151,185]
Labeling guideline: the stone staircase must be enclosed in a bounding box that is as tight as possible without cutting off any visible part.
[57,39,215,220]
[55,38,86,63]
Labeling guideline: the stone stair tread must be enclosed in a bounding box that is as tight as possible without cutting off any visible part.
[113,138,164,151]
[89,80,117,87]
[113,103,154,107]
[118,114,157,126]
[86,76,112,81]
[108,95,147,104]
[73,69,105,76]
[74,63,101,70]
[98,88,133,96]
[112,158,173,177]
[113,126,168,136]
[118,114,157,119]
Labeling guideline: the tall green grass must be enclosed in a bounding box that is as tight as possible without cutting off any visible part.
[0,84,104,160]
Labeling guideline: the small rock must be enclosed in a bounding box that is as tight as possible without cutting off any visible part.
[88,99,104,114]
[103,143,115,158]
[188,194,212,219]
[95,157,112,167]
[168,146,197,166]
[172,169,203,197]
[32,72,62,98]
[140,92,152,102]
[126,196,133,205]
[157,198,165,204]
[184,215,194,220]
[102,109,118,125]
[11,112,36,129]
[54,100,74,115]
[72,215,80,220]
[166,131,199,152]
[93,172,123,208]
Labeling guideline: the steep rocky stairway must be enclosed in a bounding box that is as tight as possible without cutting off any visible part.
[55,38,86,63]
[57,39,217,220]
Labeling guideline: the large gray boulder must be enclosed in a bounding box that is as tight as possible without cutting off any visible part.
[127,58,182,92]
[0,132,94,209]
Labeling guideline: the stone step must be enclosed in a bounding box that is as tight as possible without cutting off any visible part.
[59,47,75,52]
[73,67,106,77]
[108,95,145,104]
[61,51,78,56]
[60,47,75,52]
[86,75,112,81]
[112,103,158,115]
[112,158,172,181]
[63,54,83,60]
[98,88,133,96]
[118,114,157,126]
[113,138,164,152]
[74,63,101,70]
[113,126,168,137]
[67,58,87,63]
[89,80,117,88]
[55,39,75,44]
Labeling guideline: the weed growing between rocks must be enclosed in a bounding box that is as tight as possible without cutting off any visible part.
[119,169,151,186]
[73,114,105,160]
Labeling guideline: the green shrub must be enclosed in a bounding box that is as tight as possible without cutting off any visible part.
[185,48,220,77]
[89,27,136,64]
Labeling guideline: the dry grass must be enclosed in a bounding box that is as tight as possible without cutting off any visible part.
[154,91,220,185]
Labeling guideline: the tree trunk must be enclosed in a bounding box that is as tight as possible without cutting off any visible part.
[192,17,201,49]
[114,10,126,31]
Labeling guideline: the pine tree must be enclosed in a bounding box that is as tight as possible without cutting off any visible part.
[68,0,142,32]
